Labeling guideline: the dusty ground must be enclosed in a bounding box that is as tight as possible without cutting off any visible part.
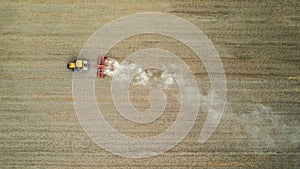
[0,0,299,168]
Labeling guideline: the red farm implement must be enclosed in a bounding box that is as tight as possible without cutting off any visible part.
[97,56,107,78]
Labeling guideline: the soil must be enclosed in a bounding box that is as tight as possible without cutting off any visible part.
[0,0,299,168]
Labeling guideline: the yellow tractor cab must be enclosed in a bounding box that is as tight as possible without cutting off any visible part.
[68,59,90,72]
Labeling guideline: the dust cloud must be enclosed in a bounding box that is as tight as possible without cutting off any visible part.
[106,59,175,88]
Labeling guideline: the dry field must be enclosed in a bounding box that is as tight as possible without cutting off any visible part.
[0,0,299,168]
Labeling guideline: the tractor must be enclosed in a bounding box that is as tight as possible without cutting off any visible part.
[68,56,118,78]
[68,59,90,72]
